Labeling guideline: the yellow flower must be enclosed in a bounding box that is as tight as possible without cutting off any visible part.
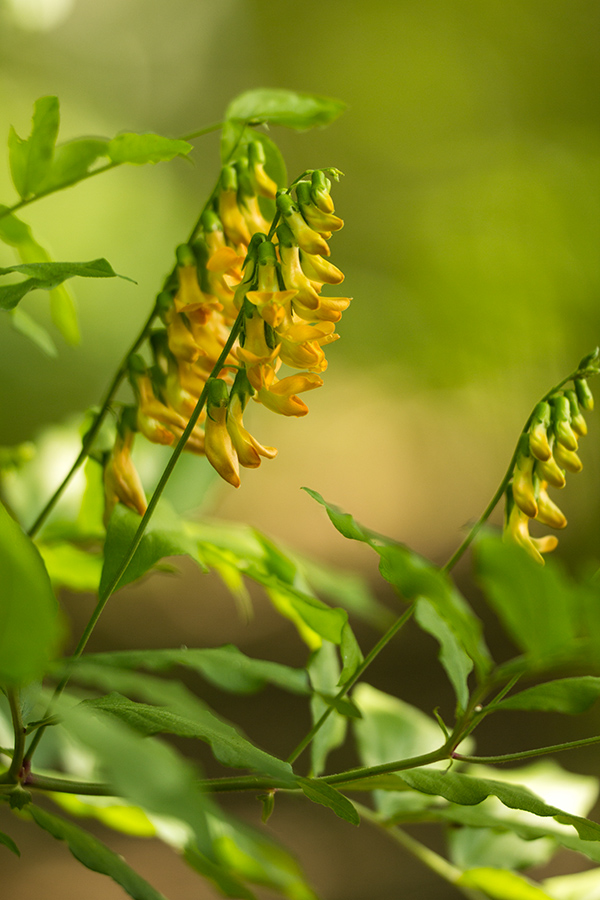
[245,242,297,328]
[300,250,345,285]
[205,395,240,487]
[278,243,322,310]
[277,193,331,256]
[504,501,558,565]
[534,449,566,489]
[165,308,201,364]
[227,392,277,468]
[553,440,583,473]
[236,311,281,367]
[248,141,278,200]
[296,182,344,236]
[511,450,538,518]
[535,482,567,530]
[103,427,147,525]
[277,321,339,372]
[292,294,351,323]
[255,369,324,417]
[218,166,252,249]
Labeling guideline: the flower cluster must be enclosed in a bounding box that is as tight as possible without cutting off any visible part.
[503,367,596,563]
[103,146,349,523]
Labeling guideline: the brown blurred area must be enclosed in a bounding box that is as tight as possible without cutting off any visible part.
[1,0,600,897]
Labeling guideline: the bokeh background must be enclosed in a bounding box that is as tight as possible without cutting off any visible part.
[1,1,599,898]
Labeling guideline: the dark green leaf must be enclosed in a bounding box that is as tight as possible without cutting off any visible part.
[69,665,294,781]
[492,677,600,714]
[77,645,310,695]
[108,133,192,165]
[29,806,167,900]
[0,500,63,684]
[10,307,57,357]
[100,503,202,595]
[9,96,60,199]
[316,692,362,719]
[400,768,600,841]
[476,536,579,665]
[37,138,109,192]
[225,89,346,130]
[298,777,360,826]
[414,597,472,714]
[0,829,20,856]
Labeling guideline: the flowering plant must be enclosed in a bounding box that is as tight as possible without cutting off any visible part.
[2,89,600,900]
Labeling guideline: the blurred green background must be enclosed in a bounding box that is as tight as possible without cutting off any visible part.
[1,1,600,898]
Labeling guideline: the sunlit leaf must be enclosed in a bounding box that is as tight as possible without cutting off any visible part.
[36,138,109,191]
[184,845,257,899]
[9,96,60,199]
[225,89,346,130]
[29,806,166,900]
[38,541,102,592]
[458,867,555,899]
[108,133,192,165]
[543,867,600,900]
[50,792,157,837]
[298,777,360,826]
[0,500,63,684]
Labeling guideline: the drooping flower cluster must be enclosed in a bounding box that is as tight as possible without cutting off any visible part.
[103,144,349,523]
[503,362,597,564]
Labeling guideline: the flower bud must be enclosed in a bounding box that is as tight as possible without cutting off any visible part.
[310,170,335,213]
[248,140,278,200]
[300,250,345,285]
[550,395,578,452]
[575,377,594,411]
[535,482,567,529]
[564,389,588,436]
[512,439,538,518]
[205,379,240,487]
[528,402,552,461]
[296,181,344,235]
[553,440,583,474]
[276,192,330,256]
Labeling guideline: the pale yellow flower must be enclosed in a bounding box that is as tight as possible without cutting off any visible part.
[227,393,277,468]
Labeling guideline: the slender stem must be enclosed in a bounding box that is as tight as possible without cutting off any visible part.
[286,602,416,766]
[441,365,588,573]
[5,689,25,783]
[180,121,224,141]
[24,774,114,795]
[454,732,600,765]
[321,744,452,787]
[356,803,487,900]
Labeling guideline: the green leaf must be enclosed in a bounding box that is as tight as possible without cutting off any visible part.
[298,777,360,826]
[67,664,294,781]
[0,258,134,311]
[9,96,60,199]
[225,89,346,131]
[307,642,347,776]
[0,206,32,245]
[0,829,20,856]
[543,868,600,900]
[49,285,80,345]
[10,307,57,357]
[50,792,157,837]
[38,541,102,592]
[448,821,555,873]
[29,806,167,900]
[304,488,492,676]
[108,133,192,165]
[458,867,555,899]
[316,692,362,719]
[491,676,600,714]
[400,768,600,841]
[414,597,472,714]
[76,644,310,696]
[0,500,63,684]
[36,138,109,192]
[62,701,212,853]
[476,536,579,665]
[100,503,201,595]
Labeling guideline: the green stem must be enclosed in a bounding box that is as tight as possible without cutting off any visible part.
[356,802,487,900]
[24,774,114,795]
[454,732,600,765]
[441,363,589,573]
[286,602,416,766]
[4,689,25,783]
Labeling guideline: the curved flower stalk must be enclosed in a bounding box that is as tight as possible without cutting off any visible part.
[102,155,349,514]
[503,356,598,564]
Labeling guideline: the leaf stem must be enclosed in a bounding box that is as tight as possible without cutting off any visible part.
[441,362,591,573]
[453,732,600,765]
[3,689,25,783]
[286,602,416,765]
